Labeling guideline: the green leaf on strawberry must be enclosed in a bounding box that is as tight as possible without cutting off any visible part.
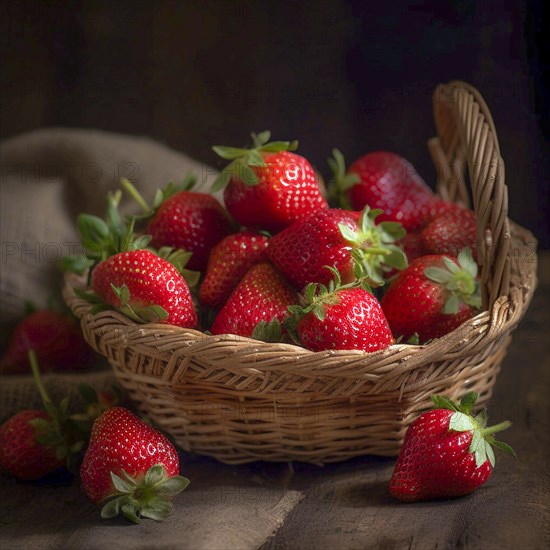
[100,464,190,524]
[424,247,481,314]
[211,130,299,191]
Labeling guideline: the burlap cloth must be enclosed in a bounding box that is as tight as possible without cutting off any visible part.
[1,129,306,548]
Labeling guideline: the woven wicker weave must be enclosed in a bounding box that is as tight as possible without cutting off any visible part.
[63,81,537,465]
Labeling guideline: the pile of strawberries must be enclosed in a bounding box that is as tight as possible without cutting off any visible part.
[72,130,481,352]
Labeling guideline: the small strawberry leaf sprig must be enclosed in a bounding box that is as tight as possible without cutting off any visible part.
[212,130,298,191]
[327,148,360,208]
[339,206,408,287]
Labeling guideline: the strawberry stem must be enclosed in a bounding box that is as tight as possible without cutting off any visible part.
[121,178,150,214]
[480,421,512,437]
[28,349,53,407]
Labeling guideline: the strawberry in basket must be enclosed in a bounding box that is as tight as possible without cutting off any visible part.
[328,149,453,231]
[199,231,270,309]
[381,248,481,342]
[390,392,515,501]
[80,406,190,523]
[286,268,394,352]
[70,193,199,329]
[211,131,328,232]
[420,205,478,258]
[268,205,408,291]
[210,263,298,339]
[122,174,233,271]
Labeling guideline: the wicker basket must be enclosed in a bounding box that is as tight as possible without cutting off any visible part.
[63,81,537,465]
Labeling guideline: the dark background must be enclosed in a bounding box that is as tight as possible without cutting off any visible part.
[1,0,548,246]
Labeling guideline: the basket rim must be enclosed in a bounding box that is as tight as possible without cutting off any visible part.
[63,220,538,380]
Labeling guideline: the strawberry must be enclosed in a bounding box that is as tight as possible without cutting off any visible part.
[212,131,328,232]
[267,206,407,291]
[80,407,189,523]
[199,231,270,309]
[421,206,478,258]
[0,410,65,480]
[0,309,95,374]
[210,263,298,338]
[0,351,84,480]
[390,392,515,502]
[122,176,233,271]
[329,149,449,231]
[88,249,198,329]
[381,248,481,342]
[286,271,394,352]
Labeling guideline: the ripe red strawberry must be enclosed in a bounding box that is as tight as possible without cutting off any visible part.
[0,351,84,480]
[89,249,197,329]
[122,176,232,271]
[0,410,65,480]
[80,407,189,523]
[287,273,394,352]
[421,206,478,258]
[390,392,515,502]
[212,131,328,232]
[381,249,481,342]
[268,206,407,291]
[329,149,449,231]
[199,231,270,309]
[0,309,95,374]
[210,263,298,338]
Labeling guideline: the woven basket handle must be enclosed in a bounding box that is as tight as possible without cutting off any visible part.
[429,80,511,310]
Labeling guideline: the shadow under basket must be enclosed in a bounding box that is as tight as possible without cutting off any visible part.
[63,81,538,465]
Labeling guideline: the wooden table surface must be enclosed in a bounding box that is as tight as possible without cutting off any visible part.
[1,253,548,550]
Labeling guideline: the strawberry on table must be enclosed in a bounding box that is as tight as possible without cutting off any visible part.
[88,248,198,329]
[80,407,189,523]
[0,309,95,374]
[267,206,407,291]
[329,149,450,231]
[211,131,328,232]
[210,263,298,338]
[390,392,515,502]
[122,174,233,271]
[0,351,84,480]
[286,270,394,353]
[199,231,270,309]
[381,249,481,343]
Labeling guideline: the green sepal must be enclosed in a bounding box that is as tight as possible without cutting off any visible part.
[327,148,360,207]
[431,391,514,469]
[212,130,299,191]
[155,247,200,287]
[100,465,190,524]
[252,319,284,343]
[424,247,481,315]
[339,206,408,287]
[111,284,169,324]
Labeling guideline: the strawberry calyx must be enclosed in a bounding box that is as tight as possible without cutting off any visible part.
[100,464,190,524]
[121,172,197,221]
[251,318,284,343]
[211,130,299,191]
[432,392,515,468]
[424,248,481,314]
[285,267,371,343]
[339,206,408,286]
[63,192,153,276]
[327,148,360,208]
